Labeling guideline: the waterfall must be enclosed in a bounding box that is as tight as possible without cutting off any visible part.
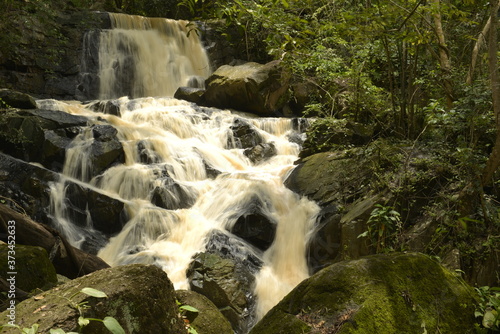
[81,13,211,100]
[45,12,319,332]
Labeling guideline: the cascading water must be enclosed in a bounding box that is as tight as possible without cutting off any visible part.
[43,12,320,333]
[80,13,211,100]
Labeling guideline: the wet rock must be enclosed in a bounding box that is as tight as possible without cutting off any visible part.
[204,60,290,116]
[87,124,125,177]
[150,174,196,210]
[227,118,263,149]
[307,204,342,272]
[87,100,121,117]
[174,86,206,105]
[0,108,87,171]
[0,152,58,225]
[0,264,186,334]
[65,182,128,236]
[187,250,257,333]
[137,140,161,164]
[249,253,478,334]
[0,153,127,254]
[175,290,233,334]
[0,89,37,109]
[243,142,277,164]
[0,204,109,279]
[230,199,277,251]
[204,230,264,274]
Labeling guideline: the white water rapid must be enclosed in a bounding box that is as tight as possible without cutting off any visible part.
[40,12,320,333]
[97,13,211,99]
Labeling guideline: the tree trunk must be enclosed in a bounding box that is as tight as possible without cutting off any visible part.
[467,0,500,86]
[481,0,500,186]
[430,0,454,109]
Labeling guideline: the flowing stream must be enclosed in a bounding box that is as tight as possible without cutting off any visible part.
[40,12,320,332]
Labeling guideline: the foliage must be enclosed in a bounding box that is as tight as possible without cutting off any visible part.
[176,300,199,334]
[0,288,125,334]
[475,286,500,332]
[359,204,403,253]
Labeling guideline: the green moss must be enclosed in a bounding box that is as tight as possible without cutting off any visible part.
[250,253,478,334]
[0,244,57,294]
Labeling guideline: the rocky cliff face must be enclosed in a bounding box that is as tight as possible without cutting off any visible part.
[0,1,111,100]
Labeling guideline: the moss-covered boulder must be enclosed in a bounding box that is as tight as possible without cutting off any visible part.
[203,61,290,116]
[0,89,37,109]
[176,290,234,334]
[0,264,186,333]
[0,244,57,303]
[249,253,477,334]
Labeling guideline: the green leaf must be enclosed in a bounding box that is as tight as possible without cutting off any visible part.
[357,231,369,238]
[102,316,126,334]
[179,305,199,313]
[482,310,498,328]
[22,324,39,334]
[81,288,108,298]
[78,316,90,327]
[50,329,67,334]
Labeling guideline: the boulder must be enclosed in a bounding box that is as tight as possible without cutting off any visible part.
[86,100,121,117]
[285,151,371,207]
[187,250,258,332]
[175,290,234,334]
[0,244,57,306]
[227,118,263,149]
[0,204,109,279]
[205,230,264,275]
[174,86,206,105]
[243,142,277,164]
[150,176,196,210]
[249,253,478,334]
[0,153,128,254]
[204,61,290,116]
[87,124,125,178]
[0,264,186,334]
[230,199,277,251]
[0,108,87,172]
[0,89,37,109]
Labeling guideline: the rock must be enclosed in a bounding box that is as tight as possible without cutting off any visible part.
[150,173,196,210]
[86,100,121,117]
[87,124,125,178]
[230,199,277,251]
[0,89,37,109]
[137,140,161,164]
[0,264,186,334]
[0,204,109,279]
[227,118,263,149]
[307,204,342,272]
[174,86,206,105]
[249,253,478,334]
[0,108,87,171]
[0,153,127,254]
[243,142,277,164]
[0,244,57,299]
[175,290,234,334]
[65,182,128,236]
[187,251,257,332]
[285,151,370,207]
[204,61,290,116]
[205,230,264,275]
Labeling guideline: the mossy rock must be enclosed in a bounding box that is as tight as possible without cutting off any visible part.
[176,289,233,334]
[249,252,478,334]
[0,264,186,333]
[0,243,57,293]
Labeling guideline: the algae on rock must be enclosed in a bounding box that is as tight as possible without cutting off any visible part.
[249,252,478,334]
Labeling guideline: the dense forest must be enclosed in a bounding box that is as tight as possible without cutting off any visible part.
[0,0,499,332]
